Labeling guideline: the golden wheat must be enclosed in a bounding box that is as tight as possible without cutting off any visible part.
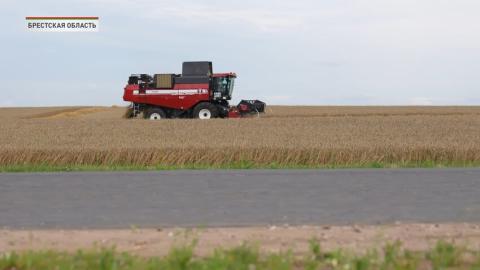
[1,106,479,167]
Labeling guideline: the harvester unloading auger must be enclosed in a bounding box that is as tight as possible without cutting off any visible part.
[123,61,266,119]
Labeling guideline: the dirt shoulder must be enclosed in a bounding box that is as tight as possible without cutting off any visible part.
[2,223,480,257]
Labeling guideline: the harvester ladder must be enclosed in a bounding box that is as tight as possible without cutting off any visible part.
[133,103,141,117]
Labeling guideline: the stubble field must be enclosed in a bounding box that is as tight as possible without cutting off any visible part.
[1,106,480,170]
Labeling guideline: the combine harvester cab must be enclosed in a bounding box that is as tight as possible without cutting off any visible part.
[123,61,266,120]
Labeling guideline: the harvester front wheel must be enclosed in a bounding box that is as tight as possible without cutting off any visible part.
[193,102,218,119]
[144,107,167,120]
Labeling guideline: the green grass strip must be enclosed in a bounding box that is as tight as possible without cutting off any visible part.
[1,160,480,172]
[1,240,479,270]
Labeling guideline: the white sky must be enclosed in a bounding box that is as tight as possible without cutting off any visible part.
[1,0,480,106]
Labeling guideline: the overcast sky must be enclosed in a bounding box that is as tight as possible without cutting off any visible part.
[1,0,480,106]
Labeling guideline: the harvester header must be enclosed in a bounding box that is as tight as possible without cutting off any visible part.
[123,61,266,120]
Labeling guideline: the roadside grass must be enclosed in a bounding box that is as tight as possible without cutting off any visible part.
[1,160,480,172]
[1,240,480,270]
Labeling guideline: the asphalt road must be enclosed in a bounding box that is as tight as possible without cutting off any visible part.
[1,169,480,229]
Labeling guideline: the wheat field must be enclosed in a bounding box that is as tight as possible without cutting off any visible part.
[1,106,479,168]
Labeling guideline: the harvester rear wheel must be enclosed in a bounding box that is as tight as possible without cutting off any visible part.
[193,102,218,119]
[144,107,167,120]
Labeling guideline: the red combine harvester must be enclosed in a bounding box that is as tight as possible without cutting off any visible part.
[123,61,266,120]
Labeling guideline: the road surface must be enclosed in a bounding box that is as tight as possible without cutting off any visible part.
[1,169,480,229]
